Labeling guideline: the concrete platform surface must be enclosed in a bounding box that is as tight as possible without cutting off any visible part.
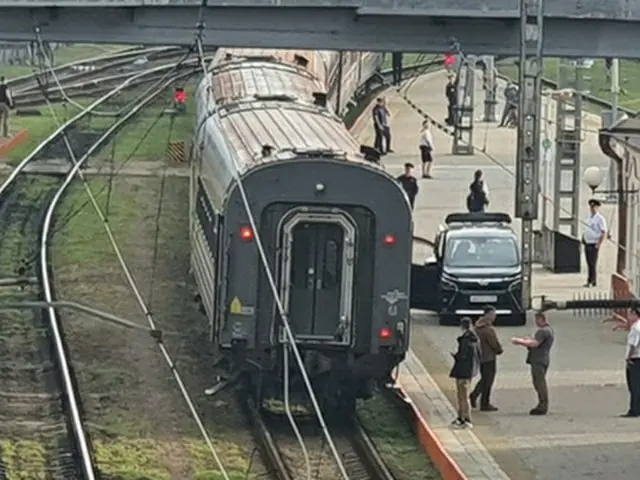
[355,71,640,480]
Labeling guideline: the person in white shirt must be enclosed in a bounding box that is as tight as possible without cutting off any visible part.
[582,199,607,287]
[418,120,435,178]
[622,306,640,417]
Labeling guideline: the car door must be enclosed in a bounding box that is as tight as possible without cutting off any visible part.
[410,235,440,311]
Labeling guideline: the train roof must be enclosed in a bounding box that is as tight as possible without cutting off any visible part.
[216,100,361,170]
[210,56,326,108]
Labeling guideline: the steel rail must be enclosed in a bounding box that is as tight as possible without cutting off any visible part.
[350,417,396,480]
[0,61,197,199]
[7,45,181,89]
[37,68,196,480]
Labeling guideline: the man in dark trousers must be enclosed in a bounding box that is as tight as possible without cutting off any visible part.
[582,198,607,287]
[396,163,419,210]
[449,317,478,429]
[470,306,503,411]
[512,312,555,415]
[0,76,14,138]
[391,52,403,85]
[372,97,392,154]
[445,75,457,126]
[499,82,519,128]
[622,307,640,417]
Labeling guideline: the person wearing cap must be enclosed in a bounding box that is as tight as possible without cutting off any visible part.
[396,162,419,210]
[511,312,555,415]
[449,317,479,428]
[582,198,607,287]
[470,306,503,411]
[622,306,640,417]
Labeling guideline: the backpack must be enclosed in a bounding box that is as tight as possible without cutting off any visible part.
[467,182,488,212]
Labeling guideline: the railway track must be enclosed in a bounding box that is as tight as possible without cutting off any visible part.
[0,60,198,479]
[246,397,395,480]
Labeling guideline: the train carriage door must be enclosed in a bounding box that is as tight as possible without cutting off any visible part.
[280,212,355,346]
[410,236,440,311]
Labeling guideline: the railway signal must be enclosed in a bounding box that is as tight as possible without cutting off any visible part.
[173,87,187,114]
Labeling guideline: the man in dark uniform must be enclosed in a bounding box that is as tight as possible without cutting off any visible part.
[445,75,457,126]
[512,312,555,415]
[0,76,14,138]
[396,162,419,210]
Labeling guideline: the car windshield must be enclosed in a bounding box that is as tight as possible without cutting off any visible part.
[444,235,520,268]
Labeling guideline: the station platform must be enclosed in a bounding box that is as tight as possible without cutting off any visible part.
[0,129,29,158]
[353,72,640,480]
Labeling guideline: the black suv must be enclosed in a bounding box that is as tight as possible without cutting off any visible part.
[410,212,525,326]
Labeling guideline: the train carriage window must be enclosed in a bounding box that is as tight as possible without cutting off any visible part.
[322,239,341,288]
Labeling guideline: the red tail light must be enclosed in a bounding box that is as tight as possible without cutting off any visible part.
[239,226,254,242]
[383,234,396,246]
[379,327,393,340]
[174,88,187,104]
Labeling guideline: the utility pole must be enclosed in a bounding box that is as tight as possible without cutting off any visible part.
[483,55,497,122]
[452,55,475,155]
[515,0,544,310]
[603,58,621,203]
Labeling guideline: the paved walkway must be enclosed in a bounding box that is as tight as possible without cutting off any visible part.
[355,71,640,480]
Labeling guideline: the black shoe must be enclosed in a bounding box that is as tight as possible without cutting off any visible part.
[469,395,477,409]
[529,408,547,415]
[619,412,639,418]
[480,405,499,412]
[387,149,394,153]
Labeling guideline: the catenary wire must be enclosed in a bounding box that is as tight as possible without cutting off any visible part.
[193,33,349,480]
[33,29,232,480]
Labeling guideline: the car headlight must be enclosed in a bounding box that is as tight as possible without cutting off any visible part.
[508,278,522,292]
[441,276,459,291]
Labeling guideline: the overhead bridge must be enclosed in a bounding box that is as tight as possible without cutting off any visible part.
[1,1,640,57]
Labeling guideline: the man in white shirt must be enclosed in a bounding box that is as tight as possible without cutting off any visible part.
[621,306,640,417]
[582,199,607,287]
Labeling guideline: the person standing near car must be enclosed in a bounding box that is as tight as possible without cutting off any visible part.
[418,120,434,178]
[512,311,555,415]
[449,317,479,429]
[467,169,490,213]
[470,306,503,411]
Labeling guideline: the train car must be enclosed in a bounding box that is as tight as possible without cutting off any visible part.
[189,49,411,411]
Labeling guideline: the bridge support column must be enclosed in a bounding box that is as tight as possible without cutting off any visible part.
[482,55,497,122]
[452,55,475,155]
[552,81,582,239]
[515,0,544,309]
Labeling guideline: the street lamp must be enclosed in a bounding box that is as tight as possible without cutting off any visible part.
[583,166,637,196]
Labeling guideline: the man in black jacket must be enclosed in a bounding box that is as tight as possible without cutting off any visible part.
[396,163,419,210]
[449,317,478,428]
[445,75,458,126]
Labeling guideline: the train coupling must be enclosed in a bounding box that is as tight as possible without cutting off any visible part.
[533,293,640,315]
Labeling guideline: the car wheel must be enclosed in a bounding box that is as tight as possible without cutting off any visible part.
[439,313,458,326]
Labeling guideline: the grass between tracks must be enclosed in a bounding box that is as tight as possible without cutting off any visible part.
[497,58,640,112]
[3,79,197,165]
[51,174,261,479]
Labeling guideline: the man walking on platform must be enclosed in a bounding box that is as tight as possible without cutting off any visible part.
[512,312,555,415]
[0,76,14,138]
[582,198,607,287]
[621,307,640,417]
[470,306,503,411]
